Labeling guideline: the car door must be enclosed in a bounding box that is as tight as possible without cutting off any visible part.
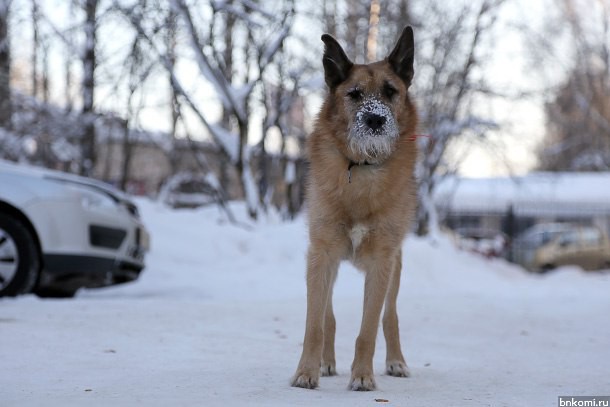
[578,227,604,270]
[554,229,582,267]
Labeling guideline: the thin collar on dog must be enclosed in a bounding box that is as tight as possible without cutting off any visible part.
[346,135,430,183]
[347,160,374,184]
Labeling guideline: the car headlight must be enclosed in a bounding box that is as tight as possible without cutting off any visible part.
[77,186,118,210]
[46,176,122,210]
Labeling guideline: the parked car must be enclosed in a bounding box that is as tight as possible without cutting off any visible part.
[0,160,149,297]
[160,173,222,209]
[452,227,509,258]
[513,223,610,273]
[511,223,570,268]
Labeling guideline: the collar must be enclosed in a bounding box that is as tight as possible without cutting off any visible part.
[344,134,427,184]
[347,160,375,183]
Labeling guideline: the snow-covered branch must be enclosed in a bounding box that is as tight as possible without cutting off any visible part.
[170,0,248,122]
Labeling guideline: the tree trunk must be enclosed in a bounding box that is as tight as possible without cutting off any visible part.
[322,0,337,38]
[81,0,97,176]
[366,0,380,62]
[219,3,235,195]
[31,0,39,98]
[119,118,131,192]
[64,1,75,112]
[0,0,12,129]
[41,43,49,103]
[165,8,181,175]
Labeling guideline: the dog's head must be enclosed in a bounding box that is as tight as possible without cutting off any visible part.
[321,27,415,163]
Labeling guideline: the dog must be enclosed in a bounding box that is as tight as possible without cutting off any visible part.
[291,26,418,391]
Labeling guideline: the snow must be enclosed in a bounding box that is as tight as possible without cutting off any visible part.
[1,199,609,406]
[284,160,296,184]
[435,172,610,214]
[208,123,239,163]
[241,159,260,217]
[259,26,291,67]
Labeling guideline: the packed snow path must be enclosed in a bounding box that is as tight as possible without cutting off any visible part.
[2,200,608,406]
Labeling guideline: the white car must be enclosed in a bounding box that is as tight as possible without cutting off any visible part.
[0,159,149,297]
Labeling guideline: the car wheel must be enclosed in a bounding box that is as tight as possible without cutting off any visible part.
[0,213,40,297]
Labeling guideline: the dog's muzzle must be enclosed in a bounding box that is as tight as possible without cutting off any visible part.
[348,98,398,160]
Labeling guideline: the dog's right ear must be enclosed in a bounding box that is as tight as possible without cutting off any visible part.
[321,34,353,89]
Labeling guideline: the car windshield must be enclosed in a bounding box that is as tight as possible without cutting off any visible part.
[518,226,570,248]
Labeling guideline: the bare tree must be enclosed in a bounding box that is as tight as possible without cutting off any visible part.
[1,0,512,228]
[322,0,338,38]
[118,0,295,218]
[118,29,155,192]
[209,0,236,196]
[534,0,610,171]
[31,0,39,98]
[163,5,180,175]
[30,1,50,109]
[0,0,11,129]
[80,0,97,175]
[366,0,381,62]
[64,2,77,111]
[414,0,506,235]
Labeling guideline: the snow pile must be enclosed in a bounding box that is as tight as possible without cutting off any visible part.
[1,199,609,406]
[435,172,610,213]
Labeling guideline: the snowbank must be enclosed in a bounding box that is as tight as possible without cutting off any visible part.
[435,172,610,213]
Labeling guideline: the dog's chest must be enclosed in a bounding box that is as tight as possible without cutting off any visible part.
[349,224,369,249]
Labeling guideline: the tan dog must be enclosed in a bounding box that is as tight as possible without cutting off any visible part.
[291,27,418,391]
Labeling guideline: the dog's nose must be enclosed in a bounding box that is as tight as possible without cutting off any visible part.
[363,112,386,131]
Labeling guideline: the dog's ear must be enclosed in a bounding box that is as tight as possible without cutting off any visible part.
[387,26,414,86]
[321,34,353,89]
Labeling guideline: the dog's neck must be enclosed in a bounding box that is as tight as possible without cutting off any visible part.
[347,160,376,184]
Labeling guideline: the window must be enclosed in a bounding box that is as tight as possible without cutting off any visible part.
[581,228,602,247]
[558,230,579,247]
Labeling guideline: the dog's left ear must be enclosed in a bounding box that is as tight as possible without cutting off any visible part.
[388,26,414,86]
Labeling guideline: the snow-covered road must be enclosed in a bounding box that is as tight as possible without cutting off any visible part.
[2,200,609,406]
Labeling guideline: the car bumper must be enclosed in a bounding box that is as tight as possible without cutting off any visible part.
[38,254,144,290]
[22,196,150,291]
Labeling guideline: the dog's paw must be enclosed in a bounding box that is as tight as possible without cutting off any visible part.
[320,362,337,377]
[348,373,376,391]
[291,370,320,390]
[386,360,410,377]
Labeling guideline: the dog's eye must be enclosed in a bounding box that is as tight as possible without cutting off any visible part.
[383,83,398,99]
[347,88,363,100]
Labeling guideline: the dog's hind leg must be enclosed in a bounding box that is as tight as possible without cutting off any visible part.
[321,272,338,376]
[349,252,394,391]
[383,250,410,377]
[292,245,339,389]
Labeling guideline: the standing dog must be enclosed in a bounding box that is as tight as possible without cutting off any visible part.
[291,27,417,391]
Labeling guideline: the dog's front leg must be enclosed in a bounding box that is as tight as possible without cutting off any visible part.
[292,245,339,389]
[321,287,337,376]
[383,250,409,377]
[349,254,394,391]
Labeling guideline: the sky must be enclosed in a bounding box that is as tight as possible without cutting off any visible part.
[445,0,552,177]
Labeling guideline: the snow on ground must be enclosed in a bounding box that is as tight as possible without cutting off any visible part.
[1,199,610,407]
